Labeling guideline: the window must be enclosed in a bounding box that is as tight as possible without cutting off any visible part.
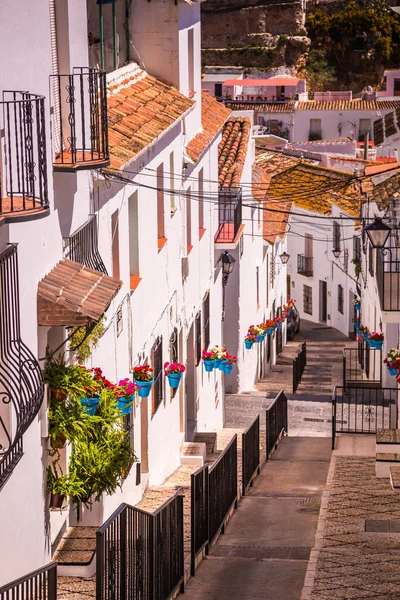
[305,233,313,257]
[303,285,312,315]
[128,192,140,288]
[215,83,222,97]
[333,221,341,252]
[369,243,374,277]
[157,164,165,242]
[256,266,260,309]
[394,78,400,96]
[199,168,204,235]
[188,28,194,97]
[111,210,120,279]
[358,118,371,142]
[271,251,275,288]
[202,291,210,350]
[195,311,202,366]
[266,255,269,307]
[169,328,178,363]
[353,235,361,262]
[186,188,192,253]
[338,285,344,314]
[152,336,163,414]
[309,119,322,140]
[170,152,175,213]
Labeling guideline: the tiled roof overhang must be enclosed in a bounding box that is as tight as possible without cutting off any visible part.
[38,259,122,326]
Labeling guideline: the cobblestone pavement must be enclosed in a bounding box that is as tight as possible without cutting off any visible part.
[308,454,400,600]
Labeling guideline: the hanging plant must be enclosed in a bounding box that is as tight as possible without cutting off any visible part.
[164,362,186,389]
[69,316,106,364]
[132,364,154,397]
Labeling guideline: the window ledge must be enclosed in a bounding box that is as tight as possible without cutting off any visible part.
[130,275,142,291]
[199,227,206,240]
[158,237,168,251]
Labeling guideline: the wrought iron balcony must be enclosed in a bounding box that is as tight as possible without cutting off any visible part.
[63,214,108,274]
[215,187,243,244]
[297,254,313,276]
[51,68,109,171]
[376,246,400,311]
[0,91,49,221]
[0,245,44,490]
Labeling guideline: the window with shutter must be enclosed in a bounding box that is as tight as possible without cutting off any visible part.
[202,292,210,351]
[151,336,163,414]
[195,312,201,366]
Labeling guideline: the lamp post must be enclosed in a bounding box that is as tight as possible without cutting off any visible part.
[365,217,391,249]
[332,248,341,259]
[279,251,290,265]
[221,251,236,321]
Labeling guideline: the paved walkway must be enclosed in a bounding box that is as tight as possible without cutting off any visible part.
[184,437,331,599]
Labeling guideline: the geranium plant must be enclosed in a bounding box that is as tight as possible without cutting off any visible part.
[115,378,138,399]
[385,349,400,364]
[284,299,296,310]
[132,364,154,382]
[164,362,186,375]
[226,353,237,365]
[369,332,384,341]
[202,347,220,361]
[352,298,361,306]
[274,315,285,324]
[264,319,276,329]
[244,333,258,343]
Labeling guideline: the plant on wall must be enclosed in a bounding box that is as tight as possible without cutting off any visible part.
[352,258,361,278]
[69,316,106,364]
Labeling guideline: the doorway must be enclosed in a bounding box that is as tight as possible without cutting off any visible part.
[185,324,197,440]
[319,280,327,323]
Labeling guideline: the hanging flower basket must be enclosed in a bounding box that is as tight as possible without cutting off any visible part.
[219,359,228,371]
[224,363,233,374]
[133,364,154,398]
[135,380,154,398]
[80,396,100,416]
[202,347,220,371]
[223,353,237,374]
[49,493,66,509]
[114,379,138,414]
[244,335,256,349]
[164,362,186,389]
[203,360,214,372]
[388,365,398,376]
[384,350,400,376]
[368,332,383,350]
[115,396,135,414]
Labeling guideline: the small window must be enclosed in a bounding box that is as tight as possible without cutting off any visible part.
[157,164,165,241]
[303,285,312,315]
[353,235,361,262]
[338,285,344,314]
[215,83,222,97]
[195,311,201,366]
[186,188,192,253]
[369,243,374,277]
[305,233,313,257]
[152,336,163,415]
[170,152,175,213]
[333,222,341,252]
[394,78,400,96]
[271,251,275,288]
[266,255,269,307]
[199,169,204,235]
[111,210,120,279]
[358,118,371,142]
[309,119,322,140]
[256,266,260,309]
[169,328,178,363]
[128,192,140,286]
[202,292,210,351]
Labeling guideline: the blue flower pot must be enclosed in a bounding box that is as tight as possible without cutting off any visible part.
[224,363,233,374]
[267,328,274,335]
[388,366,398,376]
[81,396,100,416]
[244,340,254,350]
[167,372,183,389]
[134,379,154,398]
[214,359,222,368]
[256,336,262,343]
[219,359,228,371]
[364,333,369,342]
[116,396,134,415]
[367,339,376,348]
[354,302,360,310]
[373,340,383,350]
[203,360,214,372]
[353,322,360,330]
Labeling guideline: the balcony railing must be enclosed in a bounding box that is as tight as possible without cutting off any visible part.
[0,91,48,219]
[215,187,242,243]
[51,68,109,171]
[297,254,313,276]
[63,214,108,274]
[0,245,44,490]
[376,246,400,311]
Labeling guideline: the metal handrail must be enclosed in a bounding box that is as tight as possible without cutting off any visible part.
[0,562,57,598]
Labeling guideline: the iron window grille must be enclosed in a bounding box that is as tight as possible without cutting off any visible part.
[303,285,313,315]
[333,221,341,252]
[195,312,202,366]
[369,243,374,277]
[63,214,107,274]
[0,245,44,490]
[202,292,210,351]
[169,328,178,363]
[338,284,344,314]
[152,336,163,415]
[344,248,349,273]
[271,252,276,288]
[353,235,361,262]
[0,91,48,216]
[216,188,242,242]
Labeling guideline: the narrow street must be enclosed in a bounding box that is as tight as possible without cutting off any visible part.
[185,321,350,599]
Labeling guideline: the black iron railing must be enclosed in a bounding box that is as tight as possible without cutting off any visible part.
[332,386,398,449]
[96,492,184,600]
[52,68,109,171]
[63,214,108,274]
[297,255,313,276]
[191,464,209,576]
[343,345,382,386]
[242,415,261,496]
[0,91,48,215]
[0,245,44,490]
[216,187,242,242]
[208,435,238,546]
[376,247,400,311]
[266,390,288,459]
[293,342,307,393]
[0,563,57,600]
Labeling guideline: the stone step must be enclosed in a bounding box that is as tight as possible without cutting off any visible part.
[376,453,400,478]
[194,432,217,456]
[390,466,400,491]
[180,442,206,466]
[52,527,97,566]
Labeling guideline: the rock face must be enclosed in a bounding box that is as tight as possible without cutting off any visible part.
[201,0,309,70]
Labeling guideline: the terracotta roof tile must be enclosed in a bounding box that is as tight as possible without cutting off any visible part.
[224,101,295,113]
[107,72,194,170]
[363,168,400,210]
[186,93,231,163]
[296,100,400,111]
[37,259,122,326]
[252,164,271,202]
[218,118,251,187]
[262,199,292,244]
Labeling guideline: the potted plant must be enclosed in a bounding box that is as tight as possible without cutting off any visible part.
[47,462,86,509]
[244,333,257,349]
[368,332,384,350]
[274,315,285,330]
[114,378,137,414]
[224,353,237,374]
[164,362,186,389]
[384,349,400,375]
[202,347,220,371]
[265,320,276,335]
[248,325,264,342]
[284,299,296,316]
[353,297,361,310]
[43,353,70,402]
[133,364,154,397]
[218,348,228,370]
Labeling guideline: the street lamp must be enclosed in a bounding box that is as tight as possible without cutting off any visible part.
[279,251,290,265]
[365,217,391,249]
[221,251,236,321]
[332,248,341,259]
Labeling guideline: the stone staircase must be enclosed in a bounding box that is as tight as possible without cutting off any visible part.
[376,429,400,487]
